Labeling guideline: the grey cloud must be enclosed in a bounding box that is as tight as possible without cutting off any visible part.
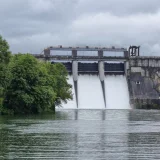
[0,0,160,55]
[76,0,160,16]
[0,0,78,39]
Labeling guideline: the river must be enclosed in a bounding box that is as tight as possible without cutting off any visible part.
[1,109,160,159]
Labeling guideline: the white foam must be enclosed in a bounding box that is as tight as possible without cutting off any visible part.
[62,75,130,109]
[105,75,130,109]
[78,75,105,109]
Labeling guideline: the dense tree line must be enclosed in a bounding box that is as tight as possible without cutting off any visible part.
[0,35,72,115]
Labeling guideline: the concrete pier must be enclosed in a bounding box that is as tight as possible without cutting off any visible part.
[72,61,78,81]
[98,61,106,107]
[124,61,129,76]
[98,61,105,81]
[72,61,78,107]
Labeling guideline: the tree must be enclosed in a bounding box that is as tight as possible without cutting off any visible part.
[3,54,72,114]
[0,35,11,64]
[46,63,72,106]
[0,35,11,112]
[0,35,72,115]
[3,54,56,114]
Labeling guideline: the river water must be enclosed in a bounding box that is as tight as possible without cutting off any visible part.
[1,109,160,159]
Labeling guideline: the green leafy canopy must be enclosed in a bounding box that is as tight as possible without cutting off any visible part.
[0,35,72,115]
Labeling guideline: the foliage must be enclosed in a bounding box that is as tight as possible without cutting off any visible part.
[0,35,72,115]
[46,63,72,106]
[0,36,11,113]
[0,35,11,64]
[3,54,53,114]
[2,54,72,115]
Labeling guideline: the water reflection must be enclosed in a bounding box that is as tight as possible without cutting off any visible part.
[1,110,160,159]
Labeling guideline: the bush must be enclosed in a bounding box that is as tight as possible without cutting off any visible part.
[3,54,72,115]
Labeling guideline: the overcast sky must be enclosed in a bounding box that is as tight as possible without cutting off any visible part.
[0,0,160,56]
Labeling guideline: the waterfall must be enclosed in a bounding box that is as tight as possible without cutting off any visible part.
[105,75,130,109]
[78,75,105,109]
[62,75,130,109]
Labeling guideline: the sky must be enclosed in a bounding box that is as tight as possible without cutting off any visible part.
[0,0,160,56]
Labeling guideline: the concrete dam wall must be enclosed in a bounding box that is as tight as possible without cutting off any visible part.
[54,58,160,109]
[34,46,160,109]
[127,58,160,109]
[52,61,130,109]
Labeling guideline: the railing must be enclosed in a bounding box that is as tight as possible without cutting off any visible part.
[46,47,127,52]
[33,55,128,61]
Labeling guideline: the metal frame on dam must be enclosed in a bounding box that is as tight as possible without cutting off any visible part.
[33,45,160,108]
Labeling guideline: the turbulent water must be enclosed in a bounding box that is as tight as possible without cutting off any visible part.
[105,75,130,109]
[62,75,130,109]
[78,75,105,109]
[1,109,160,159]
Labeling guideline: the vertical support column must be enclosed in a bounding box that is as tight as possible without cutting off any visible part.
[99,61,105,81]
[44,48,50,56]
[124,51,129,58]
[72,61,78,107]
[44,48,50,61]
[124,61,129,76]
[98,50,103,57]
[98,61,106,107]
[73,61,78,81]
[138,46,140,56]
[128,46,131,57]
[72,50,77,57]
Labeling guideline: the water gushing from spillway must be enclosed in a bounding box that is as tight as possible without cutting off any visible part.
[105,75,130,109]
[78,75,105,109]
[62,75,130,109]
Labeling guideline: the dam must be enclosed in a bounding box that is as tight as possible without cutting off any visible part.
[33,45,160,109]
[51,60,129,109]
